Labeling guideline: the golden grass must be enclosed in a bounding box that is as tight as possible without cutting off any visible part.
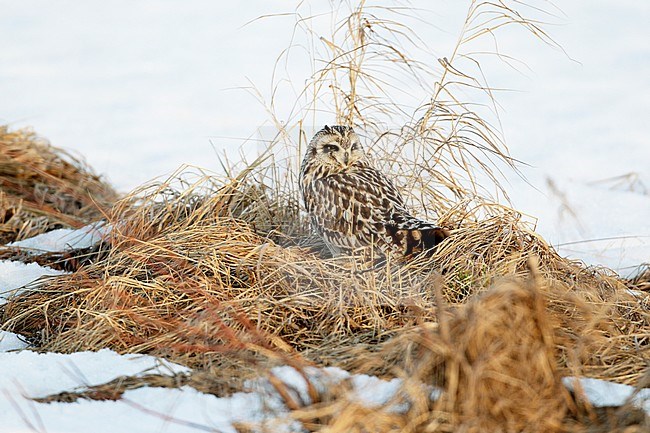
[278,274,648,432]
[2,169,646,382]
[0,126,118,244]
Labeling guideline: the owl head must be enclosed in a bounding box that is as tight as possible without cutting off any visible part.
[305,125,366,171]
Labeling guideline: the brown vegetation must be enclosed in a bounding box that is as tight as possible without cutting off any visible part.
[0,126,118,244]
[1,159,647,431]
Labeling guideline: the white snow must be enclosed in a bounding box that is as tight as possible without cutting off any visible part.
[249,365,409,409]
[1,223,110,305]
[7,223,109,254]
[512,175,650,277]
[563,377,650,413]
[0,349,187,399]
[0,350,238,433]
[0,331,28,352]
[0,260,67,306]
[0,353,406,433]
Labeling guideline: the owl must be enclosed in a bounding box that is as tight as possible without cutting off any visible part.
[299,125,448,257]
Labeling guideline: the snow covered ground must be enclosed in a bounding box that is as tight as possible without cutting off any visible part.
[0,1,648,275]
[0,328,410,433]
[0,223,108,306]
[0,261,66,306]
[0,331,647,432]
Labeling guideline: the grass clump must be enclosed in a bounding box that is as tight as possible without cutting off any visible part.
[0,125,118,244]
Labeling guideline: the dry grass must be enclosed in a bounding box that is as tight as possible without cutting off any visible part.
[1,168,647,431]
[19,264,646,431]
[0,125,118,244]
[1,1,648,431]
[280,274,648,433]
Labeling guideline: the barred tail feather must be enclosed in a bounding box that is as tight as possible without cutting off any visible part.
[385,224,449,256]
[420,226,450,250]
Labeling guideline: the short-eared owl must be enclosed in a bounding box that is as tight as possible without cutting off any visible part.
[299,125,448,257]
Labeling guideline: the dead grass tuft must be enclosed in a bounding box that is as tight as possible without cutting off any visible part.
[0,125,118,244]
[415,274,572,432]
[33,371,235,403]
[279,276,647,432]
[2,172,646,386]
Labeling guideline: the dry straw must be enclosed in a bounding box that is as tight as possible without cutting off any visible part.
[1,1,648,431]
[0,126,117,244]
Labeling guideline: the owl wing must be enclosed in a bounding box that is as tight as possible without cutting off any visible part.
[344,166,448,254]
[304,162,448,255]
[303,162,408,252]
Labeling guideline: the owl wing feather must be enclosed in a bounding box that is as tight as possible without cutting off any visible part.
[302,162,447,255]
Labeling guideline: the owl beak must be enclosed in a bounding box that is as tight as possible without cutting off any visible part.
[343,152,350,166]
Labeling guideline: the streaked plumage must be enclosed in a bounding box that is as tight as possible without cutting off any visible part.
[299,125,448,257]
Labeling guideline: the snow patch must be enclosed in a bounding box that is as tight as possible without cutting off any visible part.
[0,331,29,352]
[0,260,67,305]
[563,377,650,413]
[251,365,420,413]
[7,223,109,254]
[0,350,291,433]
[0,349,188,399]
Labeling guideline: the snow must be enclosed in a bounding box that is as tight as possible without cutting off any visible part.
[249,365,408,409]
[7,223,109,254]
[563,377,650,413]
[0,350,243,433]
[0,350,646,433]
[1,223,110,304]
[0,331,28,352]
[349,373,407,409]
[0,352,404,433]
[0,349,187,398]
[515,175,650,277]
[0,260,67,306]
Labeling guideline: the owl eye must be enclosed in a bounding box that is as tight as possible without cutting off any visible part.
[324,144,339,153]
[351,142,360,151]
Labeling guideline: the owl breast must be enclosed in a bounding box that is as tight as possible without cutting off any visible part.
[300,160,407,255]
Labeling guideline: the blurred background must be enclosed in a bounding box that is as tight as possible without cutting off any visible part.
[1,0,648,274]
